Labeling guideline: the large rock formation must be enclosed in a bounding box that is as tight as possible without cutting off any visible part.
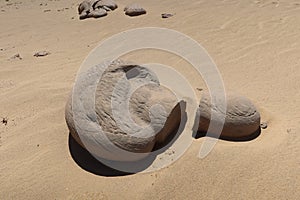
[65,60,181,161]
[197,92,261,140]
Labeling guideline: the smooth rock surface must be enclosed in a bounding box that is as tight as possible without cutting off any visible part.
[124,4,146,16]
[65,60,181,161]
[197,92,261,139]
[90,8,107,18]
[93,0,117,10]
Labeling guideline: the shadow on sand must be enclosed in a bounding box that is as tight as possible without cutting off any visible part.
[68,134,133,177]
[194,128,261,142]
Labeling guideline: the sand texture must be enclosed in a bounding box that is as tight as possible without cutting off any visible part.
[0,0,299,199]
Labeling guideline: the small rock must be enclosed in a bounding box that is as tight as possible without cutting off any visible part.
[286,128,295,134]
[161,13,173,19]
[43,9,51,12]
[65,60,182,161]
[124,4,146,17]
[93,0,118,11]
[2,118,8,126]
[10,53,22,60]
[34,51,50,57]
[260,122,268,129]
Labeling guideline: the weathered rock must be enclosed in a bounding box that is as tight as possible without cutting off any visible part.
[93,0,117,11]
[197,92,261,139]
[65,60,181,161]
[78,0,117,19]
[89,8,107,18]
[260,122,268,129]
[124,4,146,16]
[78,0,92,15]
[78,0,92,19]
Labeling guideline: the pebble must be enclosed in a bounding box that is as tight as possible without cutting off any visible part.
[260,122,268,129]
[161,13,174,18]
[34,51,50,57]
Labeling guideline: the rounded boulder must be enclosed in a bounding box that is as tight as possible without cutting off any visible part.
[197,92,261,140]
[65,60,182,161]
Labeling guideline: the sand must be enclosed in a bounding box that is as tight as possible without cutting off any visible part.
[0,0,299,199]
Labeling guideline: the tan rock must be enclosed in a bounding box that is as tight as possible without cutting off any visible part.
[65,60,181,161]
[197,92,261,139]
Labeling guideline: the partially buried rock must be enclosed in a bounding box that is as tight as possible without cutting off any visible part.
[34,51,50,57]
[124,3,146,16]
[89,8,107,18]
[10,53,22,60]
[161,13,174,19]
[197,92,261,140]
[65,60,181,161]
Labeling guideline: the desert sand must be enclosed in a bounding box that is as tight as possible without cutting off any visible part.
[0,0,299,199]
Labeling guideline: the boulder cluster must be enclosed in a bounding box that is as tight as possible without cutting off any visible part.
[78,0,146,19]
[66,59,263,161]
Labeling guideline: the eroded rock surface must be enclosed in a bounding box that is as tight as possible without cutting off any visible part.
[66,60,181,161]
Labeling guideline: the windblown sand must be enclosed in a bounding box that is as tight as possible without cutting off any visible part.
[0,0,299,199]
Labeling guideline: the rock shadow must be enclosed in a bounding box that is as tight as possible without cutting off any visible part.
[68,134,133,176]
[194,127,261,142]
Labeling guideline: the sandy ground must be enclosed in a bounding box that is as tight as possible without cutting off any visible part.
[0,0,299,199]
